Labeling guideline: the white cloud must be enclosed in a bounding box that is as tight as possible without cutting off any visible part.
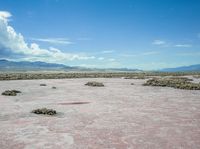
[101,50,115,54]
[0,11,12,20]
[152,39,193,48]
[142,51,159,55]
[152,40,166,45]
[174,44,192,48]
[0,11,94,62]
[98,57,105,60]
[30,38,73,45]
[121,51,159,57]
[121,54,137,57]
[108,58,115,62]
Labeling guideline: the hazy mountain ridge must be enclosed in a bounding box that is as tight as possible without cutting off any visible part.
[0,59,72,71]
[0,59,139,72]
[161,64,200,72]
[1,59,200,72]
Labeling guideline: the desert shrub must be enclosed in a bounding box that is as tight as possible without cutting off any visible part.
[193,75,200,79]
[40,84,47,86]
[85,81,104,87]
[131,83,134,85]
[52,86,56,89]
[12,90,22,93]
[1,90,21,96]
[31,108,56,115]
[167,77,193,82]
[143,77,200,90]
[124,75,147,79]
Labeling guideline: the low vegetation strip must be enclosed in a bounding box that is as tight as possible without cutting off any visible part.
[143,77,200,90]
[1,72,200,80]
[124,76,147,79]
[193,75,200,78]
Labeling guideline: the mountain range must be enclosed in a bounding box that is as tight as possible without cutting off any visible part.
[0,59,200,72]
[0,59,139,72]
[160,64,200,72]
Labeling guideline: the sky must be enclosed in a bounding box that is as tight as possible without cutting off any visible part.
[0,0,200,70]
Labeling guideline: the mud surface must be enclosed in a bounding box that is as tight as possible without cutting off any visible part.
[0,78,200,149]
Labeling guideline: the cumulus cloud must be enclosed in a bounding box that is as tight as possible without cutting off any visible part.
[0,11,11,20]
[0,11,94,63]
[152,40,166,45]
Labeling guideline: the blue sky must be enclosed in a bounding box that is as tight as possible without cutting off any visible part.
[0,0,200,70]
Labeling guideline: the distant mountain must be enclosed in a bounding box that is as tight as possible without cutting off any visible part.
[0,59,73,71]
[0,59,140,72]
[161,64,200,72]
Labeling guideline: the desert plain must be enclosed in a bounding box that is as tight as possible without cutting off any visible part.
[0,76,200,149]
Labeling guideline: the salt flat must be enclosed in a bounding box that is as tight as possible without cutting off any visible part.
[0,78,200,149]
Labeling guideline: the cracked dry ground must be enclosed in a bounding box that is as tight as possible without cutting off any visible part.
[0,78,200,149]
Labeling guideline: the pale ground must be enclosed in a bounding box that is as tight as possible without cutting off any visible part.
[0,77,200,149]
